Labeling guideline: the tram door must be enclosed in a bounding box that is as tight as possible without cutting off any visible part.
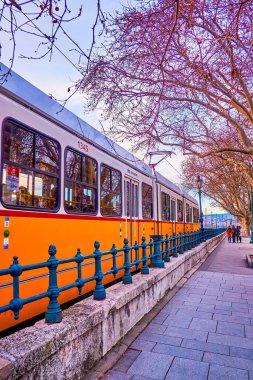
[124,177,139,246]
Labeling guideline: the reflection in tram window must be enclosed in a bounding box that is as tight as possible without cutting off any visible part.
[177,199,183,222]
[186,203,191,222]
[101,165,122,216]
[193,207,199,223]
[171,198,176,221]
[2,121,60,209]
[161,192,170,221]
[142,183,153,219]
[65,149,97,213]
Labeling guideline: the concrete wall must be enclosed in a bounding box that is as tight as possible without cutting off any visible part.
[0,234,224,380]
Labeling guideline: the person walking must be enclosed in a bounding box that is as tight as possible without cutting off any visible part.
[231,225,237,243]
[236,225,242,243]
[226,226,232,243]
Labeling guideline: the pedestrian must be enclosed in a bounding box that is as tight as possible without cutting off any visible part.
[226,226,232,243]
[231,225,237,243]
[236,225,242,243]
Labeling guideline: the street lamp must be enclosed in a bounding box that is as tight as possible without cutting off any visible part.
[196,175,204,232]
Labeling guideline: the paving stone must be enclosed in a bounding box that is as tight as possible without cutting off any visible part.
[208,332,253,349]
[197,304,215,312]
[230,346,253,360]
[144,323,167,335]
[176,309,213,320]
[201,295,218,302]
[203,352,253,371]
[152,313,169,324]
[223,291,242,299]
[205,289,224,296]
[103,370,133,379]
[164,325,208,342]
[127,351,173,379]
[217,297,247,304]
[181,338,229,355]
[189,318,217,333]
[163,315,192,328]
[233,311,253,318]
[130,339,156,352]
[187,288,206,295]
[216,321,245,337]
[165,357,209,380]
[231,303,249,310]
[245,325,253,338]
[132,376,155,380]
[215,300,232,307]
[113,349,141,373]
[139,332,182,346]
[153,343,203,361]
[184,300,202,307]
[208,364,248,380]
[213,313,250,326]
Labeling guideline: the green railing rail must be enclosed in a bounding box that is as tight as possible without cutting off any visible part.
[0,228,225,323]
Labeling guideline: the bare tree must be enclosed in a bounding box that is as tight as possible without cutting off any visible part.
[182,155,252,236]
[0,0,105,85]
[80,0,253,161]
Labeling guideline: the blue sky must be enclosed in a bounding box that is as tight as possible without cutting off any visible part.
[1,0,223,213]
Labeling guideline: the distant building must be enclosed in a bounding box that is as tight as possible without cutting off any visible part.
[204,213,238,228]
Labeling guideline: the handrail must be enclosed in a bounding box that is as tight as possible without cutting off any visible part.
[0,228,225,323]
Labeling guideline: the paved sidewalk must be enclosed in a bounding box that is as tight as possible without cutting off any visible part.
[104,238,253,380]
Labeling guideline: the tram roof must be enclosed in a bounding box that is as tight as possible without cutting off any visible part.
[0,64,152,176]
[155,171,198,205]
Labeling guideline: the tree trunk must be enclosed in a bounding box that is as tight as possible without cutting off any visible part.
[240,217,251,237]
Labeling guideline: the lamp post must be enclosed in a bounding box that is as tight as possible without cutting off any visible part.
[250,189,253,243]
[196,175,204,232]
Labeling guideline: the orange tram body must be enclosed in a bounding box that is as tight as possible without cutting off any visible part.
[0,65,199,333]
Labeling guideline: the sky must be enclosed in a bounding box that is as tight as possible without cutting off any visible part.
[1,0,224,214]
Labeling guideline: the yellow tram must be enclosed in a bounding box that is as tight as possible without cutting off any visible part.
[0,65,199,332]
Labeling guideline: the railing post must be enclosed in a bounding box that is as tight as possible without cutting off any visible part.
[45,245,62,323]
[10,256,23,320]
[172,232,178,257]
[150,234,165,268]
[123,238,133,284]
[75,248,85,295]
[179,232,184,254]
[93,241,106,300]
[134,241,140,270]
[141,236,149,274]
[111,243,118,279]
[164,234,171,262]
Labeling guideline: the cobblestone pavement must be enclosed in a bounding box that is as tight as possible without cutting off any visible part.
[104,238,253,380]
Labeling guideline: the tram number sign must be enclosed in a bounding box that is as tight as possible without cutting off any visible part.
[78,141,89,152]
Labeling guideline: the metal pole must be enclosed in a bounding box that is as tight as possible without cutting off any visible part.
[198,188,204,232]
[250,190,253,243]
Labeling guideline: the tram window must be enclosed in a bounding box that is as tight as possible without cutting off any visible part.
[161,192,170,221]
[171,199,176,221]
[101,165,122,216]
[189,206,193,223]
[186,203,190,222]
[134,184,139,217]
[125,181,130,217]
[177,199,183,222]
[2,121,60,210]
[142,183,153,219]
[65,149,97,214]
[193,207,199,223]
